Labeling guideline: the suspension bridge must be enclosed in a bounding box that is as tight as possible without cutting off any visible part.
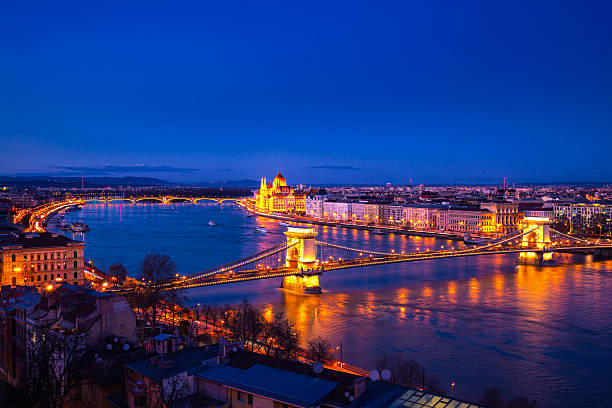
[129,217,612,294]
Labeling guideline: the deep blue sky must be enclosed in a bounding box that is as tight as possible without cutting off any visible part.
[1,1,611,184]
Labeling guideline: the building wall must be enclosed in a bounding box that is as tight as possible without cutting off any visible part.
[305,196,324,218]
[480,203,521,234]
[0,242,85,288]
[383,205,405,224]
[195,378,228,403]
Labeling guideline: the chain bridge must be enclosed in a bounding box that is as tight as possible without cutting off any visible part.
[139,217,612,294]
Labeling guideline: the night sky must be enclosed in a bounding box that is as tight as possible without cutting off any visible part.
[1,1,611,184]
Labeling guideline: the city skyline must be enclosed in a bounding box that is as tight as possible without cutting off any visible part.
[2,1,611,184]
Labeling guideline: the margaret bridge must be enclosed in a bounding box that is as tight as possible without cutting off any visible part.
[121,217,612,294]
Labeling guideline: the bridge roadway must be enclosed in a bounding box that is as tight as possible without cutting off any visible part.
[150,242,612,291]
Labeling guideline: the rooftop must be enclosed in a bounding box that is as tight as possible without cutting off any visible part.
[125,346,218,382]
[226,364,339,407]
[0,232,82,250]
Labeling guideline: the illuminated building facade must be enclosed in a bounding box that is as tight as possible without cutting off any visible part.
[480,203,521,234]
[0,232,86,288]
[254,169,305,214]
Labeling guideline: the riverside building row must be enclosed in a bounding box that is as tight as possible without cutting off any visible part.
[305,198,524,236]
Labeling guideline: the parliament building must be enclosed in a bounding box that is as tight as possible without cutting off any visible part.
[254,169,306,214]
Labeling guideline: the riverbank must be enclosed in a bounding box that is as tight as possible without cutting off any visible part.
[239,202,472,242]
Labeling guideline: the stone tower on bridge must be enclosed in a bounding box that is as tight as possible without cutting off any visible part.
[518,216,553,265]
[281,226,321,294]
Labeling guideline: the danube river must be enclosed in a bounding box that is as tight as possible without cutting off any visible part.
[55,203,612,407]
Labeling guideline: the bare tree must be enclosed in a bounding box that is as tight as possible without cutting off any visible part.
[376,354,444,394]
[108,263,127,283]
[137,254,178,336]
[152,375,190,408]
[480,387,504,408]
[307,336,331,362]
[23,325,95,408]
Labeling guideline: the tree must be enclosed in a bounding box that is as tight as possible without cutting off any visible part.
[152,375,190,408]
[307,336,331,362]
[136,254,178,338]
[108,264,127,283]
[376,354,444,394]
[480,387,504,408]
[23,325,95,408]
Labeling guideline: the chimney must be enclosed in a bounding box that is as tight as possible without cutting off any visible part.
[159,360,173,369]
[354,377,367,399]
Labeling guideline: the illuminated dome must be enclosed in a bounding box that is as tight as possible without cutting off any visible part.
[272,168,287,189]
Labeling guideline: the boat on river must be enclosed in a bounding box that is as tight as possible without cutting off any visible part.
[255,227,267,233]
[279,221,290,227]
[70,222,89,232]
[208,220,216,226]
[464,233,488,245]
[372,228,386,235]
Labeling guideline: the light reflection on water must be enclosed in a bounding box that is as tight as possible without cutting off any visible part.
[55,203,612,407]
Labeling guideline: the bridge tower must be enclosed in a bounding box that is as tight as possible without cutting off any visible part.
[518,217,553,265]
[281,226,321,294]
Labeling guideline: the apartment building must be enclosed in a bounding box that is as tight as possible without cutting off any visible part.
[0,232,86,288]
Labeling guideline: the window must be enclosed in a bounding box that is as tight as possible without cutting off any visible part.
[44,264,48,271]
[30,254,34,261]
[44,275,47,281]
[37,254,40,260]
[50,274,54,280]
[23,255,27,261]
[63,273,67,279]
[37,264,41,271]
[237,391,243,401]
[73,251,77,258]
[11,254,15,262]
[73,261,77,268]
[37,275,41,282]
[248,394,253,405]
[50,253,54,260]
[44,254,47,260]
[63,252,67,259]
[74,271,78,279]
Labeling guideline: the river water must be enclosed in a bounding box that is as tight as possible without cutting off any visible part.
[54,203,612,407]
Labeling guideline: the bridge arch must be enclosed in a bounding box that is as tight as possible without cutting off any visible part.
[106,198,135,203]
[83,198,108,203]
[165,197,195,203]
[193,198,221,203]
[134,197,164,203]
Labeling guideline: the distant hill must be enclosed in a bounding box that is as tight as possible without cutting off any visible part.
[0,176,176,188]
[191,179,259,188]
